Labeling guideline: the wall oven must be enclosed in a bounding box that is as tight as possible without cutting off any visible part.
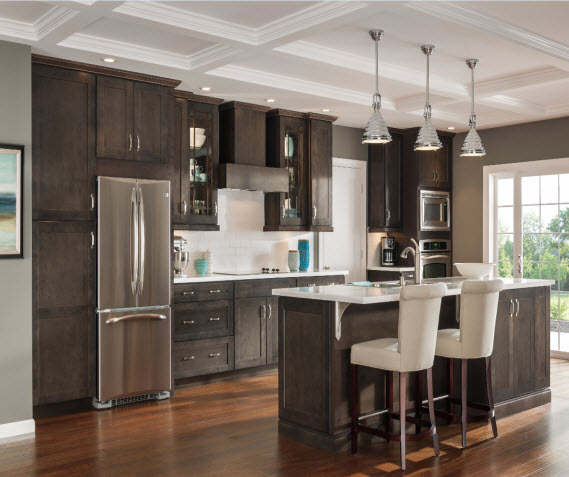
[420,190,450,231]
[419,239,451,280]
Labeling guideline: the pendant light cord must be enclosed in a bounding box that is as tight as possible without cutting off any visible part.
[471,66,475,119]
[375,38,379,95]
[426,51,430,110]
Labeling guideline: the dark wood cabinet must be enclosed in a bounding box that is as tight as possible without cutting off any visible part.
[368,134,402,231]
[33,221,96,405]
[172,93,221,230]
[266,296,279,365]
[174,337,234,379]
[234,297,267,369]
[97,76,169,164]
[32,65,96,221]
[308,118,333,230]
[418,135,451,189]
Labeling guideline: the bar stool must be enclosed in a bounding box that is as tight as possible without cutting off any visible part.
[434,279,504,448]
[350,282,447,471]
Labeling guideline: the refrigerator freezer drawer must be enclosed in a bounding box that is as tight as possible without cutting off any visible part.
[98,307,171,401]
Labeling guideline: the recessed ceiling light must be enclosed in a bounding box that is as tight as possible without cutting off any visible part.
[448,126,455,130]
[200,87,211,92]
[321,108,331,112]
[103,58,115,63]
[265,98,276,103]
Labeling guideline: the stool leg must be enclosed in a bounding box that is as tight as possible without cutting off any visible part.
[485,356,498,438]
[427,367,439,457]
[386,371,393,441]
[415,370,423,433]
[461,359,468,448]
[400,372,407,471]
[351,364,359,454]
[448,357,454,419]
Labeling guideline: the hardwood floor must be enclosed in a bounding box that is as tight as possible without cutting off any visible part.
[2,359,569,476]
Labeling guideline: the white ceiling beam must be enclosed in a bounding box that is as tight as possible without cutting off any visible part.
[0,5,78,42]
[475,66,569,96]
[480,95,546,116]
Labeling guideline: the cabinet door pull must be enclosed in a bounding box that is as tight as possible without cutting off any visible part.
[214,201,218,216]
[386,209,391,222]
[183,320,195,325]
[136,135,141,152]
[90,194,95,211]
[267,305,272,319]
[515,299,520,317]
[209,317,221,322]
[183,356,195,361]
[129,134,133,151]
[209,289,221,294]
[90,231,95,249]
[208,353,221,358]
[181,201,187,215]
[260,305,267,319]
[281,205,286,218]
[182,291,194,296]
[307,283,316,287]
[432,171,436,181]
[509,299,514,318]
[312,206,317,219]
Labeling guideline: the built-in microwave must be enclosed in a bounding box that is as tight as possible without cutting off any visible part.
[420,190,450,231]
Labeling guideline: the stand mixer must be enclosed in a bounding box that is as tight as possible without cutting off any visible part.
[173,235,190,277]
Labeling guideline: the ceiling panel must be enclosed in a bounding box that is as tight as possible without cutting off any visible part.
[0,2,53,23]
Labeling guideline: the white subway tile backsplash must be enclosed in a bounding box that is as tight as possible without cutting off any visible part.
[175,190,314,273]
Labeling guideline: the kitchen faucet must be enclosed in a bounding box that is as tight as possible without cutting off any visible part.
[400,238,421,284]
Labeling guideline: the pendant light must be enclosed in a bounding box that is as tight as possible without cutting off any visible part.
[461,59,486,157]
[362,29,391,144]
[414,45,442,151]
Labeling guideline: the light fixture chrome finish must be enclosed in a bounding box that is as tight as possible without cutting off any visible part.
[362,29,391,144]
[461,59,486,157]
[415,45,442,151]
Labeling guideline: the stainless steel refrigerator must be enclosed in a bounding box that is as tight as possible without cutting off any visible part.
[95,177,171,407]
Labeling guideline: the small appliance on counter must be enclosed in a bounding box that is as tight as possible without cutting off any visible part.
[173,235,189,278]
[381,236,396,267]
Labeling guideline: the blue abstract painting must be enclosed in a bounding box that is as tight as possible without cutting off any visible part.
[0,148,22,257]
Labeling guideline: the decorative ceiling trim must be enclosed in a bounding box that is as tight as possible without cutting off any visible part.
[58,33,241,71]
[481,95,546,115]
[395,93,455,113]
[0,6,78,42]
[547,103,569,116]
[114,1,366,46]
[406,2,569,62]
[206,64,396,109]
[476,66,569,96]
[275,40,467,97]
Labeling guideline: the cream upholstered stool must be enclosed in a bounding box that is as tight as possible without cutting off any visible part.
[434,279,504,448]
[350,282,447,471]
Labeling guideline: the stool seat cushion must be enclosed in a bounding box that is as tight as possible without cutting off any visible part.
[435,328,462,358]
[351,338,401,371]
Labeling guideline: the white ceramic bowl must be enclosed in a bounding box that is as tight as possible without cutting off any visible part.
[190,134,207,148]
[455,263,495,279]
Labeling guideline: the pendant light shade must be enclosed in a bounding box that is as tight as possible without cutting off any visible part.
[415,45,442,151]
[461,59,486,157]
[362,29,391,144]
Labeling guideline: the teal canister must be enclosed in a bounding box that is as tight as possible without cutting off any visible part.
[298,239,309,271]
[288,250,300,272]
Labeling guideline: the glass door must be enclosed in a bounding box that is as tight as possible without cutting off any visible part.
[279,116,306,226]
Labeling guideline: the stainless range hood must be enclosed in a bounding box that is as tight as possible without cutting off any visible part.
[219,163,288,192]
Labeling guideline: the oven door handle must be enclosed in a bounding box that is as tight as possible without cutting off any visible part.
[421,254,451,261]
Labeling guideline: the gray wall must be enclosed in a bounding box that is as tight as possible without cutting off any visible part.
[0,40,32,426]
[332,125,367,161]
[453,116,569,263]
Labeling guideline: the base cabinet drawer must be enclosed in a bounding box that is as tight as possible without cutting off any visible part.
[174,300,233,341]
[174,337,234,379]
[174,281,233,303]
[296,275,345,287]
[235,278,295,298]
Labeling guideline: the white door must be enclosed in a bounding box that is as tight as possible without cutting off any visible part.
[320,158,366,283]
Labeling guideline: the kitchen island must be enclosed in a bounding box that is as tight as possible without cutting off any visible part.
[272,277,554,452]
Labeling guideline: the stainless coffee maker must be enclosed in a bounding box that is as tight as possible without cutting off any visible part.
[173,235,190,277]
[381,237,396,267]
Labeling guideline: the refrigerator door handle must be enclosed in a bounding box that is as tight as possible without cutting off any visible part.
[130,187,139,296]
[106,313,167,324]
[138,186,145,294]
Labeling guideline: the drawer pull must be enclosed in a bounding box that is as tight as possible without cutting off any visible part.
[183,320,195,325]
[209,317,221,322]
[208,353,221,358]
[209,289,221,294]
[183,356,195,361]
[307,283,316,287]
[182,291,195,296]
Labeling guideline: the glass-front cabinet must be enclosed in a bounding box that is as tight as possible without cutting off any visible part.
[172,94,221,230]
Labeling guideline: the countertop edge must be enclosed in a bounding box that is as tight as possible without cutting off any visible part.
[173,270,349,284]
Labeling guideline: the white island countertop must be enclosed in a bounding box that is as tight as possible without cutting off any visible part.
[272,277,555,305]
[174,269,348,284]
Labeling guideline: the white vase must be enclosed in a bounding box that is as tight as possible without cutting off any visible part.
[288,250,300,272]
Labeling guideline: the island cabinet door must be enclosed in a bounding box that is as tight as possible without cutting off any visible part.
[513,296,535,397]
[234,297,267,369]
[534,291,550,391]
[491,297,514,403]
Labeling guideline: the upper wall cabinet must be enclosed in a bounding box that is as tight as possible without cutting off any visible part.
[97,77,170,164]
[368,134,402,231]
[264,110,336,232]
[172,92,222,230]
[417,134,451,189]
[32,64,96,221]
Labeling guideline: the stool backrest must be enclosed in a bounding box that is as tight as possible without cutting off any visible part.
[460,279,504,358]
[399,282,447,372]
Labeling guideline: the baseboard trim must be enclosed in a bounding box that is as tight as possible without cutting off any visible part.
[0,419,35,443]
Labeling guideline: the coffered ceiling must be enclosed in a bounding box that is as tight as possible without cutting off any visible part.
[2,1,569,131]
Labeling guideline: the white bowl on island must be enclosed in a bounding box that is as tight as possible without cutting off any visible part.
[455,263,495,279]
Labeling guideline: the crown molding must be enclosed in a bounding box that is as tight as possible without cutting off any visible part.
[481,95,546,115]
[275,40,467,97]
[406,2,569,62]
[206,64,396,109]
[58,33,241,71]
[546,103,569,116]
[0,6,78,42]
[476,66,569,96]
[114,1,366,46]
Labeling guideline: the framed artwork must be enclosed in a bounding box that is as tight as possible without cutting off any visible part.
[0,144,24,258]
